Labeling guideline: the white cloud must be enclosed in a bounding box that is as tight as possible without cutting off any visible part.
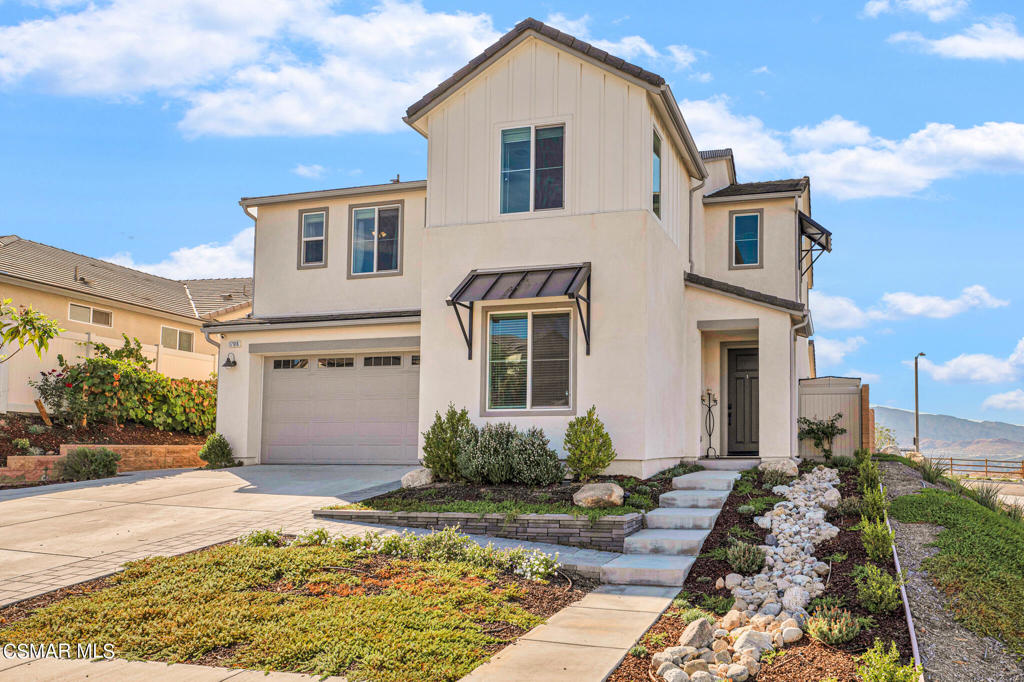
[681,95,789,173]
[890,16,1024,60]
[815,336,867,366]
[918,337,1024,383]
[846,369,882,382]
[689,72,713,83]
[292,163,325,178]
[811,285,1007,329]
[790,115,874,151]
[667,45,697,70]
[543,12,591,37]
[751,65,771,75]
[864,0,967,22]
[983,389,1024,410]
[107,228,254,278]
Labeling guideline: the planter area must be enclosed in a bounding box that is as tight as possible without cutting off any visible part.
[315,507,643,553]
[0,444,204,485]
[609,460,917,682]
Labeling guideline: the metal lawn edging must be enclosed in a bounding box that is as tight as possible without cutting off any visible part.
[880,481,924,675]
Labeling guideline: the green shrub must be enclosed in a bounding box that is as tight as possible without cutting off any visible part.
[861,485,889,521]
[761,468,794,489]
[726,540,766,574]
[11,437,30,451]
[748,496,783,514]
[198,433,238,469]
[421,404,477,481]
[830,455,856,471]
[26,424,47,435]
[464,423,517,484]
[918,457,949,484]
[861,516,895,562]
[700,593,735,615]
[809,594,847,611]
[854,447,872,467]
[563,406,616,481]
[859,458,881,495]
[291,528,330,547]
[737,504,756,515]
[628,645,649,658]
[57,447,120,481]
[797,412,847,461]
[827,496,863,521]
[857,639,922,682]
[853,563,905,613]
[239,528,285,547]
[1006,502,1024,524]
[806,605,863,644]
[967,482,1003,512]
[509,427,564,485]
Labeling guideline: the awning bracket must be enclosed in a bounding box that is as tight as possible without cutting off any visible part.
[568,274,592,356]
[449,300,474,360]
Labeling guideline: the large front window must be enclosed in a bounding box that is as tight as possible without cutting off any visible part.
[487,311,571,410]
[351,205,401,275]
[500,125,564,214]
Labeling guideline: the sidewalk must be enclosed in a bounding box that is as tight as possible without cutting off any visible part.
[0,657,346,681]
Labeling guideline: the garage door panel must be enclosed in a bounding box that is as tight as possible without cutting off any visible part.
[262,353,419,464]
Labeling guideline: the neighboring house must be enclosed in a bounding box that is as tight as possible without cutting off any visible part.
[0,235,252,413]
[206,18,832,476]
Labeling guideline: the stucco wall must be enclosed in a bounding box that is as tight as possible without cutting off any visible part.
[251,188,426,318]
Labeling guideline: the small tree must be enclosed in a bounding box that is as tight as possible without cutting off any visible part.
[798,412,847,462]
[421,403,477,481]
[0,299,62,364]
[564,406,617,481]
[874,424,898,452]
[198,433,238,469]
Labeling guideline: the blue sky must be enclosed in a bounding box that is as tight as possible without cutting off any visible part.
[1,0,1022,423]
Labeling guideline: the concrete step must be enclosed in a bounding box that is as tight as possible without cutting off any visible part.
[659,489,731,509]
[672,470,741,490]
[644,507,720,530]
[699,457,760,471]
[623,528,710,555]
[600,554,695,586]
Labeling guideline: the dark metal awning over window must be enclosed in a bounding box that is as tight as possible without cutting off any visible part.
[798,211,832,276]
[446,262,591,359]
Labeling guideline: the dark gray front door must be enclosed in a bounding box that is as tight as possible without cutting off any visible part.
[727,348,759,455]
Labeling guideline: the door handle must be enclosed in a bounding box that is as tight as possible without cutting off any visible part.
[728,403,732,426]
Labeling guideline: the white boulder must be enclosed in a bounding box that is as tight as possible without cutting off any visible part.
[572,482,624,508]
[401,468,435,488]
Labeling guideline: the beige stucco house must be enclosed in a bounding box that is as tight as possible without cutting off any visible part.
[0,235,252,413]
[206,18,830,477]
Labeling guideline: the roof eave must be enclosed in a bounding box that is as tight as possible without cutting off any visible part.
[703,190,804,204]
[240,180,427,208]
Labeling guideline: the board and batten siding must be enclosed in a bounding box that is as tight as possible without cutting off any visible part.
[423,36,689,250]
[798,377,863,459]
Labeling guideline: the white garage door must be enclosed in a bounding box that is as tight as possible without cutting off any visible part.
[261,351,419,464]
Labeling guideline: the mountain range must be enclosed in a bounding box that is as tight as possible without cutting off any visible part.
[873,406,1024,456]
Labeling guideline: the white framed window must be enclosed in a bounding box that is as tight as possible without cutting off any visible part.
[68,302,112,327]
[730,210,763,269]
[273,358,308,370]
[299,209,327,268]
[350,204,401,276]
[160,326,194,352]
[652,129,662,219]
[500,124,565,214]
[486,310,572,411]
[318,357,354,368]
[363,355,402,367]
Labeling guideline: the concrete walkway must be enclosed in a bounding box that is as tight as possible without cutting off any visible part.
[0,464,413,606]
[0,657,346,681]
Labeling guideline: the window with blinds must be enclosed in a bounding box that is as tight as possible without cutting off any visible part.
[487,310,571,411]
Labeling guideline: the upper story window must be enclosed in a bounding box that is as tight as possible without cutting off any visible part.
[730,210,763,269]
[161,326,194,352]
[350,203,402,276]
[68,302,112,327]
[486,310,572,413]
[500,124,564,214]
[299,209,327,268]
[652,130,662,219]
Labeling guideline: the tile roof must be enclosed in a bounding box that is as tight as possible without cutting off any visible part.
[704,178,809,199]
[0,235,252,320]
[203,309,421,330]
[699,148,733,160]
[684,272,805,312]
[406,17,666,120]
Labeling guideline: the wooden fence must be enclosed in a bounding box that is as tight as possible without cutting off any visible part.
[921,455,1024,480]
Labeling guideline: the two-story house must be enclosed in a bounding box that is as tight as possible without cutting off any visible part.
[204,18,830,477]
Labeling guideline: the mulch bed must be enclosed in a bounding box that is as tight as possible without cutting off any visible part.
[0,413,205,465]
[608,464,914,682]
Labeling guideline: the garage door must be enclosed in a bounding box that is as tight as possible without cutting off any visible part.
[261,351,419,464]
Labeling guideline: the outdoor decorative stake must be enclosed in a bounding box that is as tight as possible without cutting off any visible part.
[702,389,719,458]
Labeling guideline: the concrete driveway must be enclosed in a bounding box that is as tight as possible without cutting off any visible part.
[0,464,413,606]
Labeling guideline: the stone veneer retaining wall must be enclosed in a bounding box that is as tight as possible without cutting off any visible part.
[312,508,644,553]
[0,444,203,483]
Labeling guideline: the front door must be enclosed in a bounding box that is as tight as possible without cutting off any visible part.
[727,348,759,455]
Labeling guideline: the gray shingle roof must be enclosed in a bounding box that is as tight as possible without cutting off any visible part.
[406,17,666,120]
[684,272,805,312]
[0,235,252,320]
[204,309,420,330]
[699,148,733,160]
[705,177,809,199]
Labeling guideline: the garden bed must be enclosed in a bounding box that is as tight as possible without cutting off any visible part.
[0,529,596,682]
[608,462,915,682]
[0,413,204,465]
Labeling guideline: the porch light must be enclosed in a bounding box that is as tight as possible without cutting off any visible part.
[222,352,237,368]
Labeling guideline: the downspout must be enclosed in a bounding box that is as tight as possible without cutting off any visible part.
[687,177,706,272]
[790,312,811,458]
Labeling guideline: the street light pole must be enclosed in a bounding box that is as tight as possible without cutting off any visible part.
[914,352,926,452]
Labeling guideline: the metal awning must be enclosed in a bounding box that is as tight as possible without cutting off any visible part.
[798,211,832,276]
[446,263,592,359]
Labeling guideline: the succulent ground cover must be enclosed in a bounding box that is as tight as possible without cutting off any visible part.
[0,530,595,682]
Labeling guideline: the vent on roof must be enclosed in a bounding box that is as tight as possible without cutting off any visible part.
[73,266,89,284]
[221,293,234,300]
